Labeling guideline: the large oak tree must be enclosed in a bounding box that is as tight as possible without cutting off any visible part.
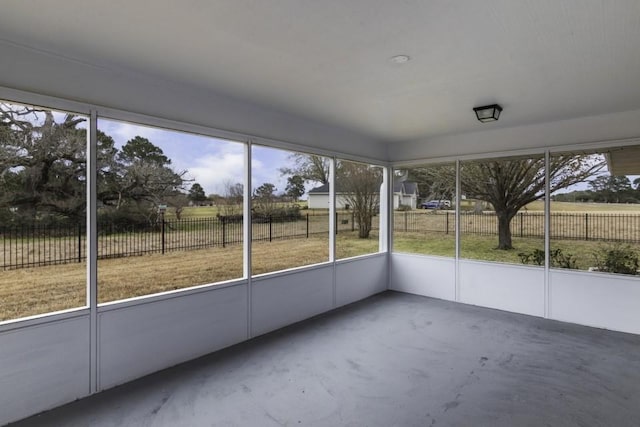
[411,155,604,250]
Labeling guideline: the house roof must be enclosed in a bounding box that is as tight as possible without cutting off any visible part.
[308,183,338,194]
[394,181,418,195]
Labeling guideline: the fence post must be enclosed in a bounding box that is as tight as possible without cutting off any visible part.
[520,212,524,238]
[269,215,273,242]
[352,212,355,232]
[161,215,166,254]
[222,217,226,248]
[404,211,408,232]
[335,212,338,235]
[585,213,589,241]
[446,211,449,234]
[306,213,309,238]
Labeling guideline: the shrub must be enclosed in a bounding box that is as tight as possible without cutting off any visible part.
[518,248,578,269]
[592,243,639,275]
[98,207,158,231]
[396,204,412,211]
[252,204,302,222]
[518,249,545,266]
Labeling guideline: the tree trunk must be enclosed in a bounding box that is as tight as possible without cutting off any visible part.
[358,212,372,238]
[496,211,514,250]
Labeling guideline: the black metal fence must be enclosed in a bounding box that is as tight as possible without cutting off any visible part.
[393,211,640,243]
[0,212,371,270]
[5,210,640,271]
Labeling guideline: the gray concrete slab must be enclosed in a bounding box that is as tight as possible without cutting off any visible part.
[9,291,640,427]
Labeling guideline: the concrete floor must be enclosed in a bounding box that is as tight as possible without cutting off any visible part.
[9,291,640,427]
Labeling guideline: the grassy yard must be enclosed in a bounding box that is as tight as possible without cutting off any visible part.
[4,200,640,322]
[0,233,380,322]
[526,200,640,212]
[392,232,545,263]
[393,230,640,270]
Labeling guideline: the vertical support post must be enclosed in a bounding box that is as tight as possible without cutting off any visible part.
[352,212,355,232]
[455,160,461,302]
[378,165,390,252]
[329,157,336,262]
[544,150,551,319]
[244,141,252,338]
[383,165,393,291]
[306,213,309,238]
[88,110,98,393]
[269,215,272,242]
[329,157,337,308]
[404,210,408,232]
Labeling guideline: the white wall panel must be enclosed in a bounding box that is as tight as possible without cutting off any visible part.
[98,284,247,390]
[390,253,456,301]
[550,269,640,335]
[335,254,387,307]
[0,315,90,426]
[459,260,544,317]
[251,265,334,336]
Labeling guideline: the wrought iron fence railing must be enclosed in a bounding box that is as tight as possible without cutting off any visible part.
[3,210,639,270]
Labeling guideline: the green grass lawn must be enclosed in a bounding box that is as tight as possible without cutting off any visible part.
[394,230,640,270]
[393,232,544,264]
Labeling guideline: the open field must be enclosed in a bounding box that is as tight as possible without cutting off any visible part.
[525,200,640,212]
[0,233,379,321]
[181,200,640,217]
[166,201,311,219]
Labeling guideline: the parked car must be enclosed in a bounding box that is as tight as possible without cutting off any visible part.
[420,200,451,209]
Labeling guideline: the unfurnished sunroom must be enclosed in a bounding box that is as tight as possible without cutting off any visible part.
[2,1,640,426]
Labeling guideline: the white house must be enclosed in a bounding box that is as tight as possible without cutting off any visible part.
[307,181,418,209]
[393,181,418,209]
[307,183,350,209]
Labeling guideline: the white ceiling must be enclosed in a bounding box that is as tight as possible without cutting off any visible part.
[2,0,640,143]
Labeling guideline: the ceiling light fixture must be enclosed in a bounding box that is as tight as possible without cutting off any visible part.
[390,55,411,64]
[473,104,503,123]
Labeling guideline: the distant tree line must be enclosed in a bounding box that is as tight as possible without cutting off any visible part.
[553,176,640,204]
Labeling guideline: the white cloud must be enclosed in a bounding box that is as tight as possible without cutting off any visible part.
[186,148,245,196]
